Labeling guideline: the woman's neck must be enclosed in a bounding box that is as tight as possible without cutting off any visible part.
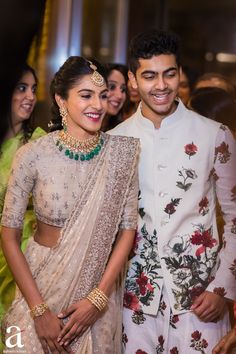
[3,122,23,141]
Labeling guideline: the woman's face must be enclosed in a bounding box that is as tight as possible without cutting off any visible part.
[178,71,190,105]
[127,79,140,103]
[107,70,127,116]
[56,74,108,139]
[11,71,37,126]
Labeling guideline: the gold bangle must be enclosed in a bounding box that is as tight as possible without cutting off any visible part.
[30,302,49,318]
[86,287,108,311]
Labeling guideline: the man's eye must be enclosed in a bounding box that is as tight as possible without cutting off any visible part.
[143,75,154,80]
[81,95,91,99]
[166,72,176,78]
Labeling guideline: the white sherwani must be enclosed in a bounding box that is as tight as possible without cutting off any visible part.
[109,100,236,354]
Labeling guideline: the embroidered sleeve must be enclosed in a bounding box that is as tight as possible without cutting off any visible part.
[206,125,236,300]
[119,152,139,230]
[1,143,36,229]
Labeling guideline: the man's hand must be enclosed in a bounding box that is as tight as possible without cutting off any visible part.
[190,290,227,322]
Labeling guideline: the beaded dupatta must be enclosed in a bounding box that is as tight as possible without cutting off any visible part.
[3,134,139,353]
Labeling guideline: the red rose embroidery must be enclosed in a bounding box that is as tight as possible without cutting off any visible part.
[199,197,209,216]
[190,227,217,257]
[191,330,201,341]
[123,291,140,311]
[213,287,226,297]
[184,142,198,159]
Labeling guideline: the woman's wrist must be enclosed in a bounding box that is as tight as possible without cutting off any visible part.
[30,302,49,319]
[86,287,108,311]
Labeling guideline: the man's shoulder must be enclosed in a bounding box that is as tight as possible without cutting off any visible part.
[108,114,138,137]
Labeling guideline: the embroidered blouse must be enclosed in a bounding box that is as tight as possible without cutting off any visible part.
[1,132,138,230]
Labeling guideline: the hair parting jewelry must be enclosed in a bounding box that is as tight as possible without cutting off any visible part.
[88,60,105,87]
[30,302,49,318]
[86,287,108,311]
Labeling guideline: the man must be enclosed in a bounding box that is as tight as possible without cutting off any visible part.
[109,30,236,353]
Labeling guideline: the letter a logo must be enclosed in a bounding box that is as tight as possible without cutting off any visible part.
[5,325,24,348]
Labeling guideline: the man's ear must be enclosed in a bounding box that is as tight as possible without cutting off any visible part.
[128,71,138,90]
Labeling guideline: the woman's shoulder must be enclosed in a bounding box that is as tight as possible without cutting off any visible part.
[15,131,57,159]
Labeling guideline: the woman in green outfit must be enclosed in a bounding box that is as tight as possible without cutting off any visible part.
[0,64,45,320]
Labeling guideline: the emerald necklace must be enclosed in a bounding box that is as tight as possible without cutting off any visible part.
[56,130,104,161]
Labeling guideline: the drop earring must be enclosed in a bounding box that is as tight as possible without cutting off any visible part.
[59,106,68,132]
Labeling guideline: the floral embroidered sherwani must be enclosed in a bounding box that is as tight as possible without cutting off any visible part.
[109,100,236,354]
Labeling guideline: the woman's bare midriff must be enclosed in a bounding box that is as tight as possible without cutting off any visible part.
[33,219,62,248]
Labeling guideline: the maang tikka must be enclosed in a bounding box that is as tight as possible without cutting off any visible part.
[59,106,68,132]
[88,61,105,87]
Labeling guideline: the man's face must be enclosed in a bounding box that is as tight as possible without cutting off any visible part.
[129,54,180,124]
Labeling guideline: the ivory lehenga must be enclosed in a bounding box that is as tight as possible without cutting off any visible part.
[1,131,139,353]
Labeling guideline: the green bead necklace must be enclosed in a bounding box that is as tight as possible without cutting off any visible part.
[56,130,104,161]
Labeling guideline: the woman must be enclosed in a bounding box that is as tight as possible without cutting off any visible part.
[1,56,139,353]
[101,63,128,131]
[123,79,141,119]
[0,64,45,319]
[212,302,236,353]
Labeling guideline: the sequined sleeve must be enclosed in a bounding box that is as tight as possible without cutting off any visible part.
[119,151,139,230]
[1,143,36,229]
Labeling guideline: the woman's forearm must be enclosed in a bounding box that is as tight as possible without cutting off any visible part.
[1,226,43,308]
[97,229,135,297]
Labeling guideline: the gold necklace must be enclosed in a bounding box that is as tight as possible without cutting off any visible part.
[56,130,104,161]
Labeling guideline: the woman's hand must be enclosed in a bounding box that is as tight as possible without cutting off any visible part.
[212,327,236,354]
[34,309,71,353]
[57,299,101,346]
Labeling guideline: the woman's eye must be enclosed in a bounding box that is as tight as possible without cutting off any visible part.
[101,93,108,100]
[16,84,26,92]
[108,83,116,91]
[121,86,127,94]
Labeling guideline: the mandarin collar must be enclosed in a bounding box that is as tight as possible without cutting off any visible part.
[136,98,186,130]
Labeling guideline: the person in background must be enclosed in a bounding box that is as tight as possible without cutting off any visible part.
[101,63,128,131]
[178,65,198,106]
[212,302,236,353]
[194,72,235,100]
[109,29,236,354]
[1,56,139,353]
[0,64,45,322]
[188,87,236,137]
[123,79,141,119]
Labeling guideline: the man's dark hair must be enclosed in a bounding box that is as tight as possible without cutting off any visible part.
[128,29,181,74]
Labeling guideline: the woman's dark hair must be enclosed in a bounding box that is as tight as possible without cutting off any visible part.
[101,63,128,131]
[129,29,181,74]
[105,63,128,84]
[49,56,107,131]
[7,63,38,143]
[189,87,236,132]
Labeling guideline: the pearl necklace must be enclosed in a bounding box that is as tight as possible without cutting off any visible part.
[56,130,104,161]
